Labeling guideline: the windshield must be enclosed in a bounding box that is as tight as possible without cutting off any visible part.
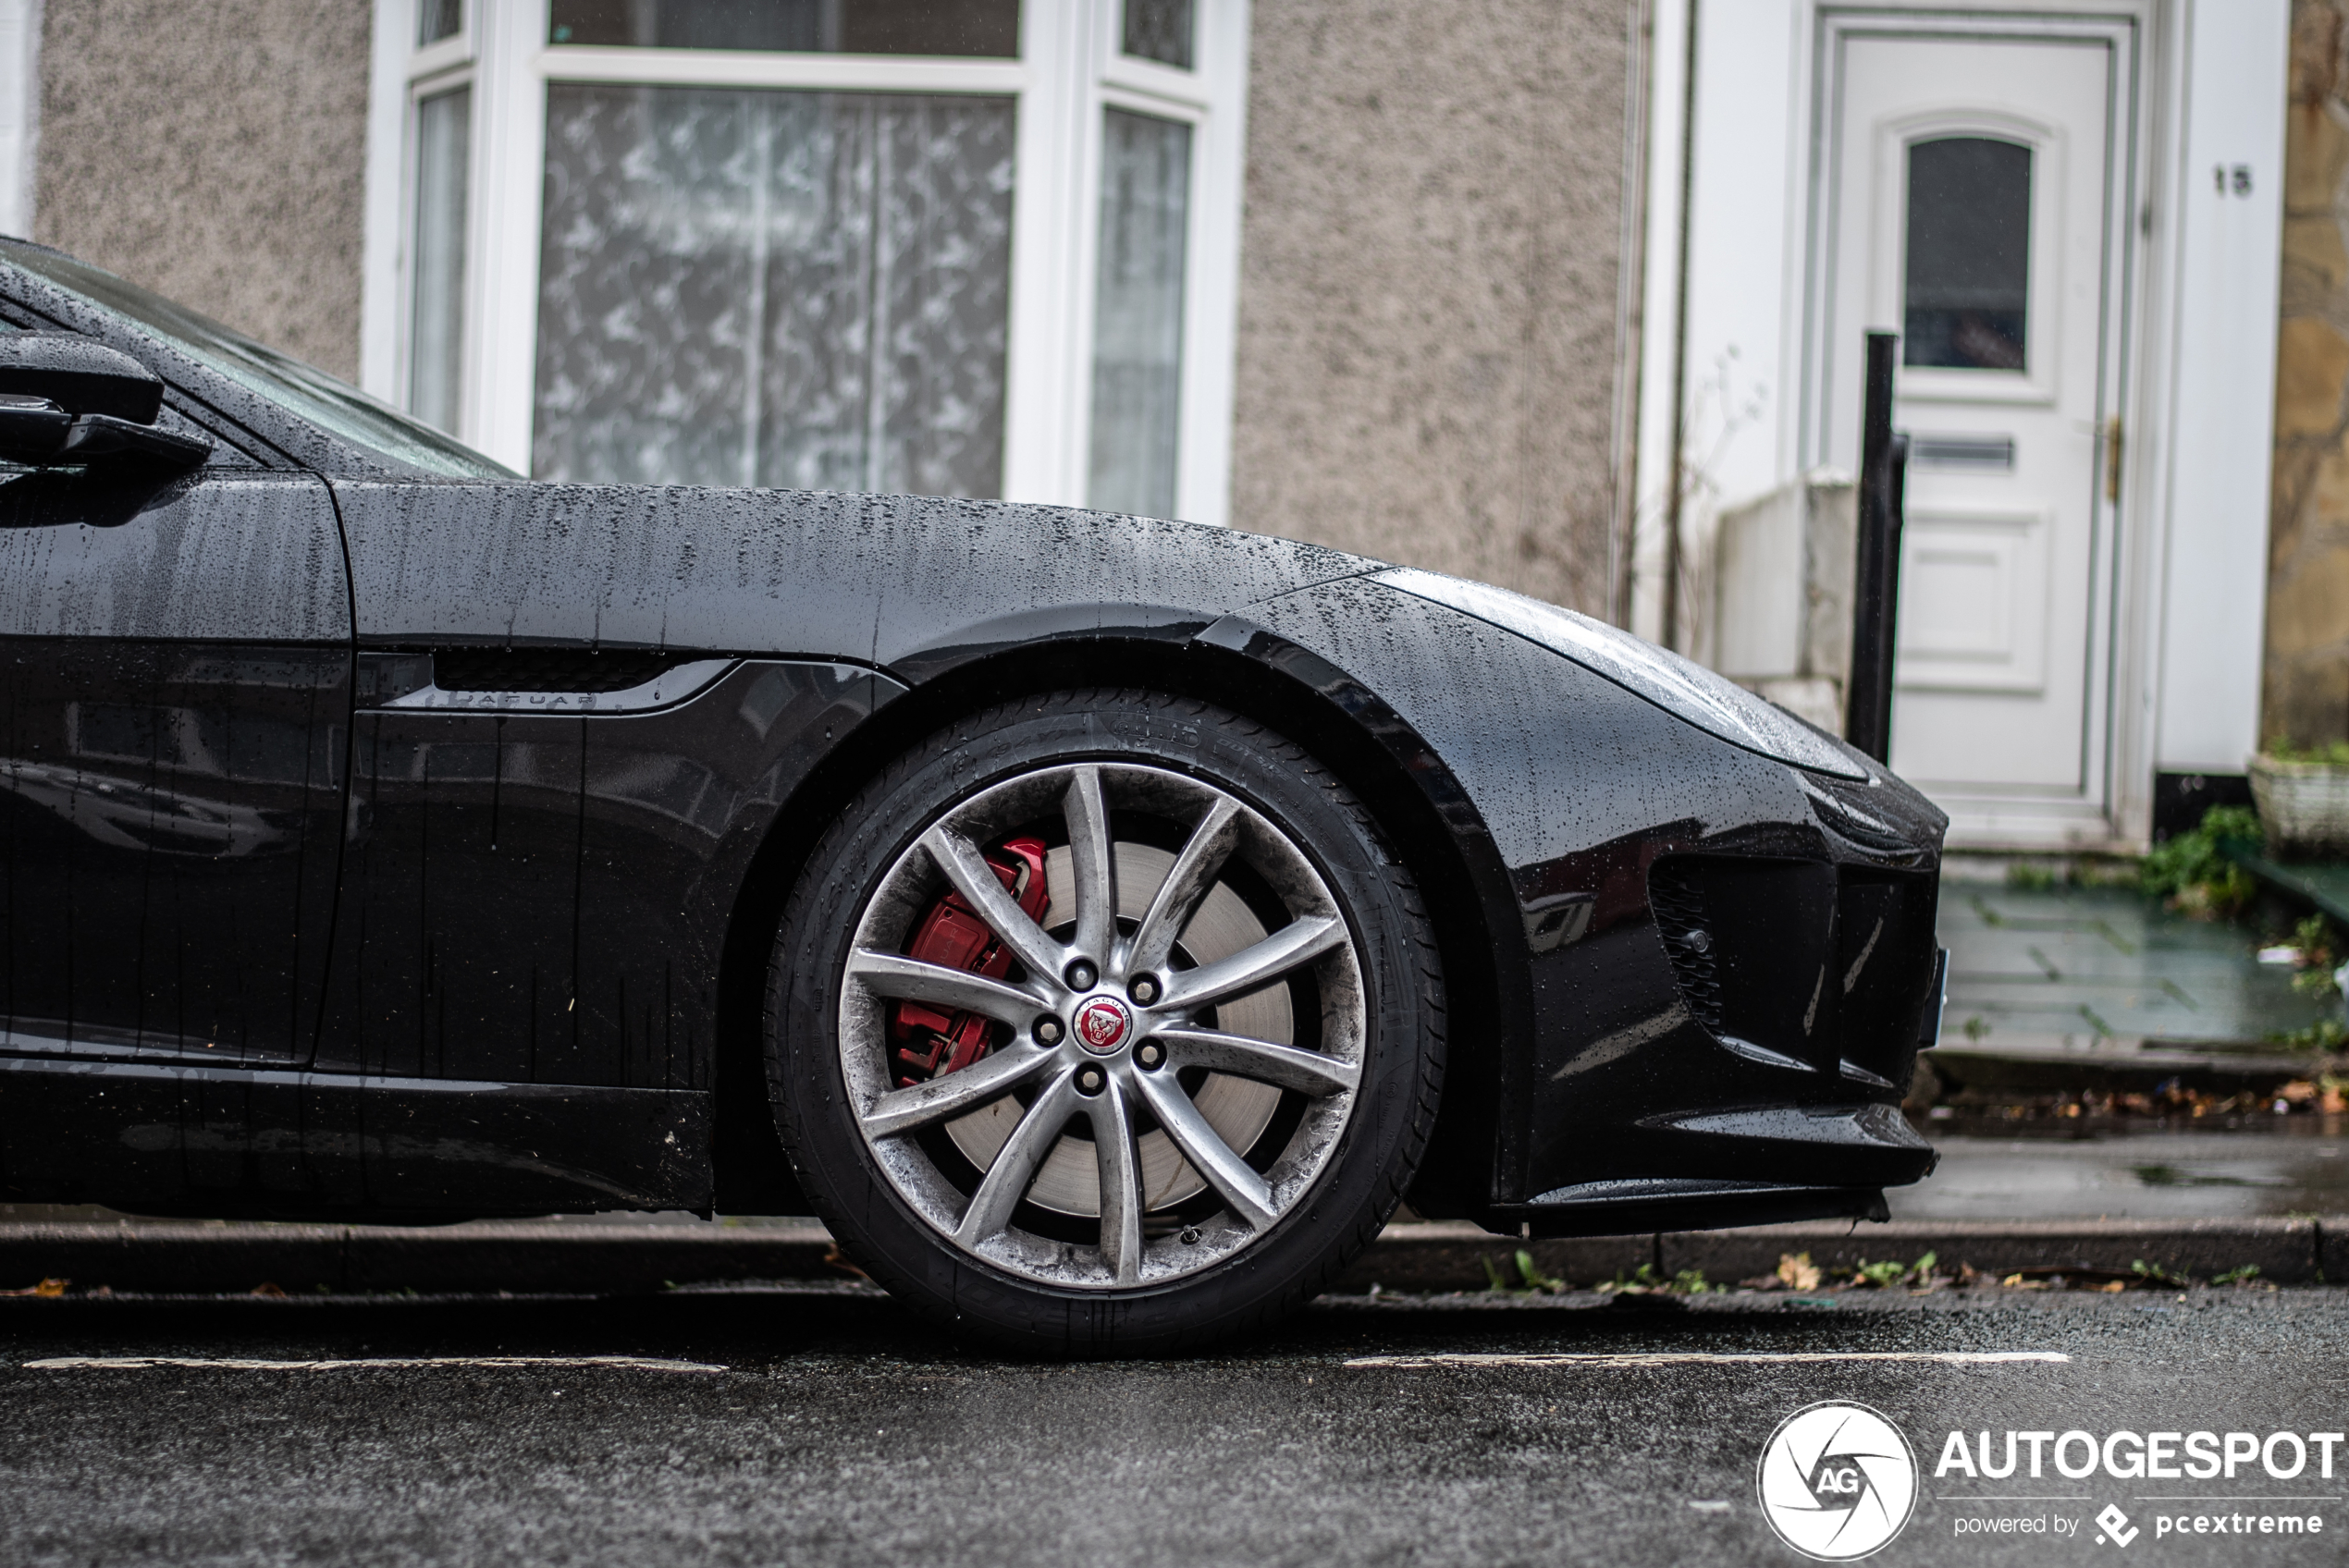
[0,240,514,479]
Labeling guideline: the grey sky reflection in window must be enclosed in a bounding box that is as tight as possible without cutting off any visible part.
[417,0,461,46]
[547,0,1018,56]
[1088,108,1190,520]
[1903,136,2031,372]
[533,85,1015,496]
[1123,0,1194,69]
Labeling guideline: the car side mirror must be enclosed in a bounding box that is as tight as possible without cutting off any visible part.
[0,332,211,472]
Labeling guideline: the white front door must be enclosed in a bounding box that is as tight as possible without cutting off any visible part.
[1816,14,2139,844]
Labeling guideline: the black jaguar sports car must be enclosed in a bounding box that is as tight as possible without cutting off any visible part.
[0,239,1945,1353]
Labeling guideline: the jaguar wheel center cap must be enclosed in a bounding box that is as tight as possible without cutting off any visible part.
[1073,996,1134,1056]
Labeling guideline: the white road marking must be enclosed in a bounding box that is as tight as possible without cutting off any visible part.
[1344,1351,2069,1369]
[20,1355,727,1373]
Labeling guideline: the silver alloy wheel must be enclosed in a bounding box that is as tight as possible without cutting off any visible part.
[838,762,1367,1289]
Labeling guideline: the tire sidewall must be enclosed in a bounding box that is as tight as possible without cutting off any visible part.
[767,692,1437,1352]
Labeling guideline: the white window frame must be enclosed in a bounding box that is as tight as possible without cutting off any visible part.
[397,15,479,436]
[361,0,1250,526]
[0,0,42,239]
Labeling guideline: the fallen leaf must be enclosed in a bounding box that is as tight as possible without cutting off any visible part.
[2,1277,68,1297]
[1776,1252,1823,1292]
[249,1282,288,1299]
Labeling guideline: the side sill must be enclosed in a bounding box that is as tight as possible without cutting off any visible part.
[0,1058,711,1219]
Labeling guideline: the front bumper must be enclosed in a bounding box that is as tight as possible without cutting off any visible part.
[1497,775,1949,1238]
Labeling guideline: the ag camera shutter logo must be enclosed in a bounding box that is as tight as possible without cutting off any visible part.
[1757,1401,1920,1560]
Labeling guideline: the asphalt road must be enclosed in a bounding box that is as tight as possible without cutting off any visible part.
[4,1283,2345,1566]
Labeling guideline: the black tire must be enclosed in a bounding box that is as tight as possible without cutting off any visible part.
[764,689,1445,1355]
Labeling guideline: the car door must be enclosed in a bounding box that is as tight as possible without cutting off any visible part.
[0,386,350,1067]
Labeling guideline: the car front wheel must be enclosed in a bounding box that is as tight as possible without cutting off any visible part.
[765,690,1445,1354]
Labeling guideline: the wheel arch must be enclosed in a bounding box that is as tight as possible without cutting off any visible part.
[707,618,1528,1222]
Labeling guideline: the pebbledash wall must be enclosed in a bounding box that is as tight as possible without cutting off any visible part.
[14,0,1648,619]
[1230,3,1642,614]
[33,0,375,382]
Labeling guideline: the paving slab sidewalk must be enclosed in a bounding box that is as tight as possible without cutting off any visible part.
[1925,882,2332,1090]
[1898,1124,2349,1219]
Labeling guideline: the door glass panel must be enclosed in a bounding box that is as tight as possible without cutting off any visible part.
[1088,108,1190,519]
[408,85,470,437]
[548,0,1018,57]
[1902,136,2030,371]
[535,84,1015,496]
[1123,0,1194,69]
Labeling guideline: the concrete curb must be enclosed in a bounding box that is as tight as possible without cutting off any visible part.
[1925,1043,2317,1093]
[1672,1219,2328,1285]
[0,1217,2334,1295]
[1332,1219,2337,1290]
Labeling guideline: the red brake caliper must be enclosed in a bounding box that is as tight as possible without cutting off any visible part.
[889,836,1051,1088]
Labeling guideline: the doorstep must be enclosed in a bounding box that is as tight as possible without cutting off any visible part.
[2230,848,2349,928]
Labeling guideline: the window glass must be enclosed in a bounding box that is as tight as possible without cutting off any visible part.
[1903,136,2030,371]
[417,0,461,46]
[535,84,1015,495]
[1088,108,1190,519]
[1122,0,1194,70]
[408,86,470,436]
[0,241,512,476]
[547,0,1018,57]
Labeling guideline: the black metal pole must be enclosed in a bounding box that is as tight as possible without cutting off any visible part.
[1657,0,1701,650]
[1847,331,1904,763]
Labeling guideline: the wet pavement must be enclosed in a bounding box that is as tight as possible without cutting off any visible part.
[1895,1120,2349,1220]
[1937,883,2331,1051]
[4,1283,2343,1566]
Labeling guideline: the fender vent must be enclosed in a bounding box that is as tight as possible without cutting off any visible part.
[431,649,682,693]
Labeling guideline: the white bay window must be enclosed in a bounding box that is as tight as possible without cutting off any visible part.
[362,0,1247,525]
